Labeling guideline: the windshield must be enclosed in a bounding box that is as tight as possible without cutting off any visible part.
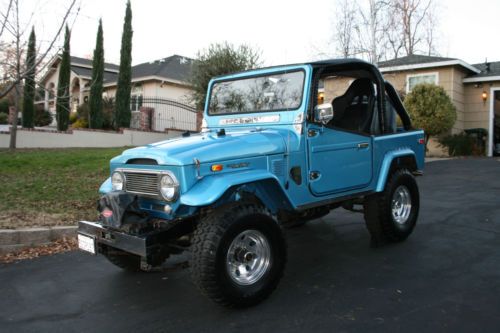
[208,70,305,115]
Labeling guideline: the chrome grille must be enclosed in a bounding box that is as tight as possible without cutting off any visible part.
[124,171,159,196]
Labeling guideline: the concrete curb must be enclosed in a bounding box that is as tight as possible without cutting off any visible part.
[0,226,77,254]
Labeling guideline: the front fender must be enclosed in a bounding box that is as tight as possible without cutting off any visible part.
[376,149,417,192]
[99,177,112,194]
[180,170,291,209]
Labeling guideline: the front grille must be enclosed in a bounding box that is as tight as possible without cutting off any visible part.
[124,171,159,197]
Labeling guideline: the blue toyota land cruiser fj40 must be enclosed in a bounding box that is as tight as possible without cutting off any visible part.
[78,58,425,307]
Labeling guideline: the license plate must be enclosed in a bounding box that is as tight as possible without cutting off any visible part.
[78,234,96,254]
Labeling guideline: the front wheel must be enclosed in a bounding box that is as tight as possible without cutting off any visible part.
[364,169,420,245]
[190,203,286,307]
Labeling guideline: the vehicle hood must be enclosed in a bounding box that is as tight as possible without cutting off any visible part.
[118,130,287,165]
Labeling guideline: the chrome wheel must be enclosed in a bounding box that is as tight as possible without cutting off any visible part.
[226,230,271,286]
[391,185,412,224]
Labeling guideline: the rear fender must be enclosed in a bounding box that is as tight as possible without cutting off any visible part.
[180,170,294,214]
[376,149,418,192]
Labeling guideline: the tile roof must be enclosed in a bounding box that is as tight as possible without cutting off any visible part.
[377,54,457,67]
[129,55,193,83]
[70,56,119,71]
[70,65,118,84]
[68,54,193,86]
[467,61,500,79]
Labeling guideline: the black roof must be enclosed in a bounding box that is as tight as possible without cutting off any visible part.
[70,56,119,71]
[68,55,193,85]
[130,55,193,83]
[377,54,457,67]
[70,65,118,83]
[467,61,500,79]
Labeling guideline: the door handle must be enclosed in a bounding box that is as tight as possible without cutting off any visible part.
[357,142,369,149]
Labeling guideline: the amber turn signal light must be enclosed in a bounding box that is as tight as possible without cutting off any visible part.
[211,164,223,172]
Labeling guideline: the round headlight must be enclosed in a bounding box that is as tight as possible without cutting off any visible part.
[111,171,124,191]
[160,174,178,201]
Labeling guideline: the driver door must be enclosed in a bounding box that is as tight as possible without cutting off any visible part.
[307,125,372,195]
[307,77,374,196]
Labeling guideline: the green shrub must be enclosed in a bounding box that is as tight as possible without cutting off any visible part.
[77,103,90,121]
[72,117,88,129]
[404,84,456,149]
[34,109,53,127]
[439,133,478,156]
[0,99,9,114]
[69,112,78,124]
[0,113,8,124]
[102,97,115,130]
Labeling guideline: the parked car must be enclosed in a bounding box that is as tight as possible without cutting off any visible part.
[78,58,425,307]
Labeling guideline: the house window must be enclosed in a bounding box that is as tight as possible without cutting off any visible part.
[130,85,143,112]
[406,72,438,93]
[131,95,143,111]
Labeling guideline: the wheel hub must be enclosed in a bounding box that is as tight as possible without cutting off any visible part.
[391,185,412,224]
[226,230,271,285]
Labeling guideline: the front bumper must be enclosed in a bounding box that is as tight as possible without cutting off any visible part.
[78,221,148,257]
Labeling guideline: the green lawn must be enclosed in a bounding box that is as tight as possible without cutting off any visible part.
[0,148,125,229]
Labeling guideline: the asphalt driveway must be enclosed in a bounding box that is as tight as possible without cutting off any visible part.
[1,158,500,332]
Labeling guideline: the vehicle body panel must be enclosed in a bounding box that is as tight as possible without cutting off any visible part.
[95,60,424,221]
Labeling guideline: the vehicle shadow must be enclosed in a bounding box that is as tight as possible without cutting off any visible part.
[86,210,422,332]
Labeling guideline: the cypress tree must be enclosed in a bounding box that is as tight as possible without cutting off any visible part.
[22,27,36,128]
[89,19,104,129]
[56,25,71,131]
[114,0,133,128]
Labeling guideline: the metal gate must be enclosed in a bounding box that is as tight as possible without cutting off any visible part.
[140,97,198,132]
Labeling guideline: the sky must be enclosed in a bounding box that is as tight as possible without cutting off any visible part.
[14,0,500,67]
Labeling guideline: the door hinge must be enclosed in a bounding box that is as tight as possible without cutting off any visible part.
[308,129,318,137]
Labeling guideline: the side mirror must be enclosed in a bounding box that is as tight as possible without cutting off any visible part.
[314,103,334,124]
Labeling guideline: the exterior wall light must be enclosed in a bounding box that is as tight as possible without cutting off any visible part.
[318,92,324,104]
[482,91,488,103]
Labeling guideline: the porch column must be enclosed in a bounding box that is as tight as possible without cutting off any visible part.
[44,87,49,111]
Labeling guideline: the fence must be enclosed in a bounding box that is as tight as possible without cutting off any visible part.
[134,97,199,132]
[0,128,184,148]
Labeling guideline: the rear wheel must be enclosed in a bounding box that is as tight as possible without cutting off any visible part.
[364,169,419,245]
[190,203,286,307]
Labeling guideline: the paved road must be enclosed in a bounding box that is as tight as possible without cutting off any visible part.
[1,158,500,332]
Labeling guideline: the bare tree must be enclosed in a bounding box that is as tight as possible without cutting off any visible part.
[328,0,439,62]
[356,0,390,64]
[423,3,438,56]
[385,3,404,59]
[0,0,77,149]
[334,0,359,58]
[390,0,434,56]
[0,0,13,40]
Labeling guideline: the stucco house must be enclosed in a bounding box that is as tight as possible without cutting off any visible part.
[323,54,500,156]
[38,54,194,126]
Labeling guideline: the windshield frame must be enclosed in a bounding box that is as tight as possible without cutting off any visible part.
[207,69,306,116]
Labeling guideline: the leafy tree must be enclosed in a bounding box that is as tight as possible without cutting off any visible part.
[189,42,261,111]
[403,83,456,149]
[56,25,71,131]
[114,0,133,128]
[89,19,104,129]
[22,27,36,128]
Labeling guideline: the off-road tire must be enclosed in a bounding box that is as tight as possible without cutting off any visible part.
[190,203,287,308]
[364,169,419,246]
[102,245,141,272]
